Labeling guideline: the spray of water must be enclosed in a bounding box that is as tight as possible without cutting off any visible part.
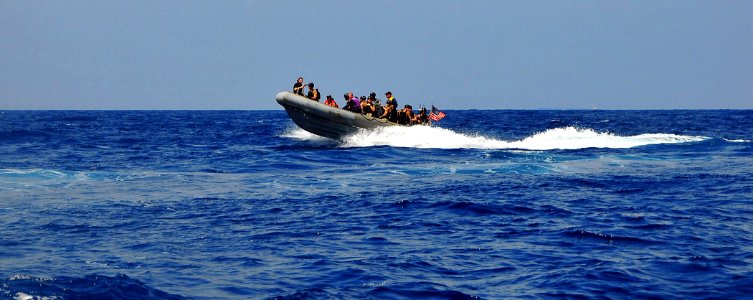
[280,124,335,144]
[283,126,708,150]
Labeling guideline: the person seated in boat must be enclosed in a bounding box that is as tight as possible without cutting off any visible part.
[396,104,415,125]
[379,91,398,121]
[306,83,320,102]
[384,91,397,108]
[348,92,361,113]
[369,92,381,106]
[360,96,375,117]
[349,92,360,106]
[293,77,305,96]
[343,93,360,113]
[415,106,430,125]
[324,95,338,108]
[343,93,354,110]
[369,93,383,117]
[380,104,398,123]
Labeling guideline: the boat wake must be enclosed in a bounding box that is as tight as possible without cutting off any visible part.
[280,125,333,143]
[285,126,708,150]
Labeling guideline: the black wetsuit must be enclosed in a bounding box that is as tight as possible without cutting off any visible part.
[293,82,304,96]
[397,110,414,125]
[374,105,384,118]
[387,108,398,123]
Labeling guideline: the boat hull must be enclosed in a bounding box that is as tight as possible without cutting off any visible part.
[276,91,396,139]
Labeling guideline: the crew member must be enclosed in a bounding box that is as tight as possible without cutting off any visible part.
[306,83,320,101]
[396,104,415,125]
[293,77,305,96]
[380,91,398,121]
[415,107,430,125]
[324,95,338,107]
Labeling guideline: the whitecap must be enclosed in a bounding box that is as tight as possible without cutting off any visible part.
[723,138,751,143]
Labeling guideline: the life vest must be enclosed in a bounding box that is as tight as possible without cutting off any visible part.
[307,89,320,101]
[386,97,397,108]
[325,99,338,108]
[397,110,414,125]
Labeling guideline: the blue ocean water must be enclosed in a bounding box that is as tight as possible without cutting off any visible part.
[1,109,752,299]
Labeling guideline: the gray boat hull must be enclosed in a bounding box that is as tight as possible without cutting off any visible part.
[276,91,396,139]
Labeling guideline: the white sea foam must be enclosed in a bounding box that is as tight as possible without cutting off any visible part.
[14,292,59,300]
[280,126,332,143]
[723,138,751,143]
[288,126,709,150]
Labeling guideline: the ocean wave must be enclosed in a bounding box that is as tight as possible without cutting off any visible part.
[369,283,479,299]
[0,274,184,300]
[287,126,708,150]
[563,229,664,245]
[429,200,537,216]
[0,129,53,142]
[723,138,751,143]
[3,110,751,299]
[0,168,166,189]
[269,288,330,299]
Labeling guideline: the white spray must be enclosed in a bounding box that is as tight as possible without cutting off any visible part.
[284,126,708,150]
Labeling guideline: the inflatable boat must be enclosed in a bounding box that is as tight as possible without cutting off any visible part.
[276,91,397,139]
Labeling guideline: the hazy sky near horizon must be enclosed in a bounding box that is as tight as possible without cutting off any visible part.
[1,1,752,110]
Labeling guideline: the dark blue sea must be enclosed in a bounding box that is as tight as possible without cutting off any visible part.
[1,110,752,299]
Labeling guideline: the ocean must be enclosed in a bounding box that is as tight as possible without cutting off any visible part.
[1,109,751,299]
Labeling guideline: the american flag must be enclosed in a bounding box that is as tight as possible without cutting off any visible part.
[429,105,446,121]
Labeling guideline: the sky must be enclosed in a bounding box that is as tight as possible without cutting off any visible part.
[1,1,752,110]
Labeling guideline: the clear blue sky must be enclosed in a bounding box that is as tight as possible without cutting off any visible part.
[1,1,752,109]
